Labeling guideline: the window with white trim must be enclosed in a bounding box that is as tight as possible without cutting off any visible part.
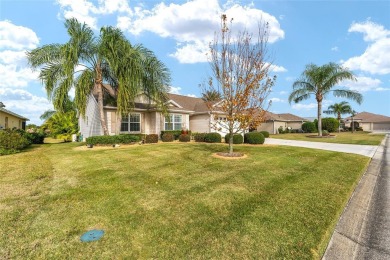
[121,113,141,132]
[165,114,182,130]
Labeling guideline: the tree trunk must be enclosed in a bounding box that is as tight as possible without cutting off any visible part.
[116,112,122,135]
[229,132,233,155]
[96,84,109,135]
[338,119,341,133]
[318,101,322,137]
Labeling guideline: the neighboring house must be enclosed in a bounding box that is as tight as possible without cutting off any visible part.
[344,112,390,132]
[79,93,230,138]
[256,112,307,134]
[0,102,29,130]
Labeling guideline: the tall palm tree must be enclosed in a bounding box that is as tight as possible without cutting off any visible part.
[288,63,363,136]
[323,101,352,132]
[201,90,222,102]
[28,18,170,135]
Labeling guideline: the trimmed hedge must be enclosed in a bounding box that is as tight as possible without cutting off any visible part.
[322,130,329,136]
[161,130,192,140]
[145,134,158,143]
[0,129,30,155]
[302,122,316,133]
[179,134,191,142]
[224,133,243,144]
[244,132,265,144]
[322,118,339,133]
[260,131,270,138]
[161,133,174,142]
[86,134,140,145]
[193,133,206,142]
[204,133,221,143]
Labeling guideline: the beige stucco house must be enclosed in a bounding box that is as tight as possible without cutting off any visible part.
[0,102,29,130]
[79,93,230,138]
[344,112,390,132]
[256,112,307,134]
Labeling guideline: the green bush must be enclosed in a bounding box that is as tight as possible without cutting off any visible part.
[179,134,191,142]
[302,122,316,133]
[244,132,265,144]
[224,133,243,144]
[322,130,329,136]
[25,132,45,144]
[278,126,286,134]
[322,118,339,132]
[204,133,221,143]
[161,133,174,142]
[0,129,30,153]
[193,133,206,142]
[260,131,270,138]
[145,134,158,143]
[86,134,140,145]
[161,130,191,140]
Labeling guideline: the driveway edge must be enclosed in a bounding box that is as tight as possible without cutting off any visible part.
[322,135,388,259]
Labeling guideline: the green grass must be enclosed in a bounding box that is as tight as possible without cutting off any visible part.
[270,132,385,145]
[0,142,369,259]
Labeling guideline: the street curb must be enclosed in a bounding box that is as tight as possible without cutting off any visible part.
[322,134,388,259]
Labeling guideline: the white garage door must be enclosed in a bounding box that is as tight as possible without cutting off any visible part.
[373,122,390,131]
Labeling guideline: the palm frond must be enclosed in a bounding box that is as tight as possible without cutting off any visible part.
[332,89,363,104]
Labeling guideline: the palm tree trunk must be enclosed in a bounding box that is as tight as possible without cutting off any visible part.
[318,101,322,137]
[96,84,109,135]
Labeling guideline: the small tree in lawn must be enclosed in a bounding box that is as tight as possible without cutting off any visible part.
[323,101,352,132]
[204,14,275,155]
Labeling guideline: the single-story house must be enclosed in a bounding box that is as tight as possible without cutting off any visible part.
[344,112,390,132]
[256,112,308,134]
[0,102,29,130]
[79,93,234,138]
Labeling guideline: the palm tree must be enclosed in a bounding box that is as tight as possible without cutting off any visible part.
[201,90,222,102]
[28,18,170,135]
[288,63,363,136]
[323,101,352,132]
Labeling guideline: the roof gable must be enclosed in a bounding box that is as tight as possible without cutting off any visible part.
[0,107,29,120]
[344,111,390,123]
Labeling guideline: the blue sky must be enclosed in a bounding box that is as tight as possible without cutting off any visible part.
[0,0,389,125]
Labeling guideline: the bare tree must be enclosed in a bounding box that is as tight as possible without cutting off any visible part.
[204,14,275,155]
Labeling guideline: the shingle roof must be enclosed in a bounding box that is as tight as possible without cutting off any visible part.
[263,111,307,122]
[0,107,29,120]
[344,112,390,123]
[167,93,220,113]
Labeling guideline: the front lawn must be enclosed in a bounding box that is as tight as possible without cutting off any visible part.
[270,132,385,145]
[0,142,369,259]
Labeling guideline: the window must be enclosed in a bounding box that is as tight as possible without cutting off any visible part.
[165,114,182,130]
[121,113,141,132]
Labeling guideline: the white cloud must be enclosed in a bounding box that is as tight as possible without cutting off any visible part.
[168,86,182,94]
[187,94,197,98]
[0,20,39,50]
[279,91,288,95]
[118,0,284,64]
[342,20,390,75]
[269,97,285,103]
[0,63,38,88]
[331,46,339,52]
[292,100,332,111]
[341,76,390,92]
[269,64,287,73]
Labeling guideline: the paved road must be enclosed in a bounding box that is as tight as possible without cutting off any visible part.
[264,138,378,158]
[323,134,389,259]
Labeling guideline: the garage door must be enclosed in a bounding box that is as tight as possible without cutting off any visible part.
[373,122,390,130]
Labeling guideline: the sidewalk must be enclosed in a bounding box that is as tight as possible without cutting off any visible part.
[322,134,389,259]
[264,138,378,158]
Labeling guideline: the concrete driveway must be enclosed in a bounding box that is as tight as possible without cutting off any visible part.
[264,138,378,158]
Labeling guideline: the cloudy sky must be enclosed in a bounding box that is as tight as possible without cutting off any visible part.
[1,0,389,125]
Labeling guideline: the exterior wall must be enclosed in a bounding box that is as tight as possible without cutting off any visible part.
[286,122,304,130]
[190,114,210,133]
[0,112,25,129]
[257,122,275,134]
[274,121,287,134]
[79,95,103,139]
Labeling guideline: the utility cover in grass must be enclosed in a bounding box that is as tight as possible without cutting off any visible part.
[80,229,104,242]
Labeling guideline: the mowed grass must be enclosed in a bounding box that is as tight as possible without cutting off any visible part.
[0,142,369,259]
[270,131,385,145]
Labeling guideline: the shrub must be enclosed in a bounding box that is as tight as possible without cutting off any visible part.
[224,133,243,144]
[260,131,270,138]
[322,117,339,132]
[194,133,206,142]
[179,134,191,142]
[204,133,221,143]
[244,132,265,144]
[86,134,140,145]
[161,133,174,142]
[302,122,316,133]
[25,132,45,144]
[322,130,329,136]
[161,130,191,140]
[145,134,158,143]
[0,129,30,153]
